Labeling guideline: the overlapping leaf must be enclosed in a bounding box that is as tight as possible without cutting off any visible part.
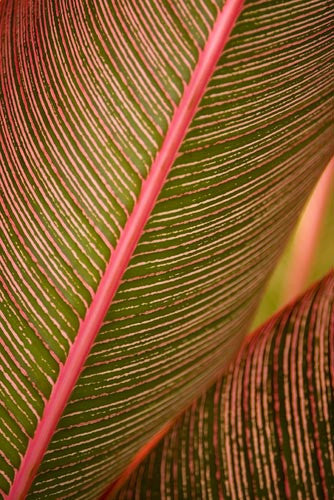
[115,271,334,499]
[1,0,333,498]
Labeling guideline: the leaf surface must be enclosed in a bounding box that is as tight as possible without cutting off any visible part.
[1,0,333,498]
[115,271,334,499]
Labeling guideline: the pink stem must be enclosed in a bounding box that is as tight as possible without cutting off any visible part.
[282,156,334,304]
[8,1,244,498]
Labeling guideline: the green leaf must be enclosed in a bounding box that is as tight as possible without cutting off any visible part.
[114,271,334,499]
[252,160,334,329]
[1,0,333,498]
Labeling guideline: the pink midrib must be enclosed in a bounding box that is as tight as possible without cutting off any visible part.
[8,1,244,498]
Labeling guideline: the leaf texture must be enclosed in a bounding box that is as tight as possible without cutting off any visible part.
[115,271,334,499]
[1,0,333,498]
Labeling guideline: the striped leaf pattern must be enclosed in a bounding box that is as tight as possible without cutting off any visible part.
[115,271,334,500]
[1,0,334,498]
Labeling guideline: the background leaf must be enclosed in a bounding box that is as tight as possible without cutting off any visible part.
[114,271,334,499]
[1,0,333,498]
[252,159,334,329]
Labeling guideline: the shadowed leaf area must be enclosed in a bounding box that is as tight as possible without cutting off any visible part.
[115,272,334,499]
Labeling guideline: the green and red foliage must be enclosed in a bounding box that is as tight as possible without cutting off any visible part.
[1,0,333,498]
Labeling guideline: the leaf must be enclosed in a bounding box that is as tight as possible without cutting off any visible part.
[1,0,333,498]
[114,271,334,499]
[252,158,334,329]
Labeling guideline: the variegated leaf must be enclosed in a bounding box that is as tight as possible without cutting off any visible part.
[115,271,334,499]
[1,0,333,498]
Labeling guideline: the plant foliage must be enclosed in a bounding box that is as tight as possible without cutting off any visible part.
[115,272,334,500]
[0,0,333,498]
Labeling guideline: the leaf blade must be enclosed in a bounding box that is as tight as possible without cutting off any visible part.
[2,1,245,497]
[114,271,334,499]
[1,0,333,498]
